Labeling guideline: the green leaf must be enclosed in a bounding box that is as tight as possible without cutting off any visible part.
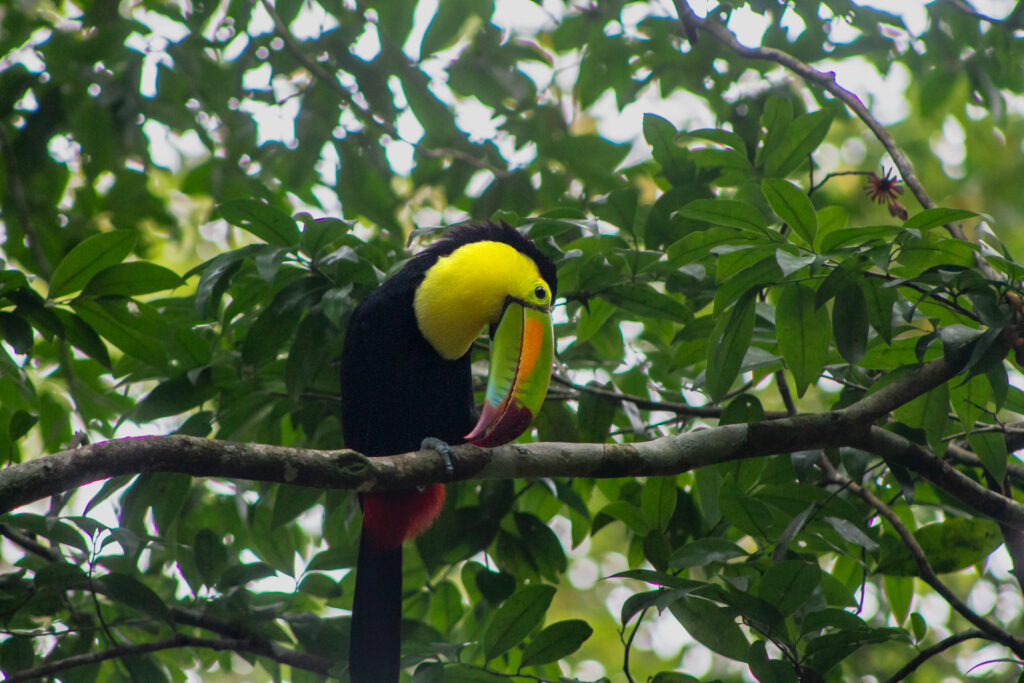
[670,538,748,569]
[242,304,303,366]
[706,290,756,401]
[577,385,616,442]
[910,612,928,642]
[860,278,897,344]
[967,431,1008,483]
[759,560,821,617]
[643,113,692,185]
[601,282,691,322]
[217,199,300,246]
[574,298,617,343]
[97,572,173,624]
[776,283,830,396]
[818,225,902,253]
[895,383,950,455]
[483,584,556,659]
[54,309,111,368]
[641,476,677,532]
[718,479,772,540]
[877,518,1003,575]
[0,312,32,355]
[762,178,817,244]
[903,207,978,231]
[0,637,34,673]
[764,109,834,177]
[681,199,766,234]
[813,205,849,251]
[194,528,228,586]
[803,626,906,674]
[49,231,138,298]
[71,297,168,370]
[273,484,321,529]
[83,262,181,297]
[134,371,215,422]
[756,96,793,168]
[832,284,868,363]
[520,619,593,667]
[883,575,913,626]
[669,595,749,662]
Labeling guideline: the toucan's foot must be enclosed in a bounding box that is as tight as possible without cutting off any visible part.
[421,437,455,482]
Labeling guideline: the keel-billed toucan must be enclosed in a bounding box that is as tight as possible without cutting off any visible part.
[340,222,557,682]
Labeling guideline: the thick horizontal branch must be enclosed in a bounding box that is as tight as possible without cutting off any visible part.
[0,413,847,516]
[5,356,1022,532]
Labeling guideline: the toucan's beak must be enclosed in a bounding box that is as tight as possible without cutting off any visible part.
[465,300,553,447]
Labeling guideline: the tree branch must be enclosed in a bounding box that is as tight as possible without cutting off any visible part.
[885,629,987,683]
[672,3,942,218]
[860,426,1024,529]
[2,633,333,682]
[820,464,1024,657]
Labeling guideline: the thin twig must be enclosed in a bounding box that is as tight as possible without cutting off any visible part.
[622,605,646,683]
[775,370,796,416]
[885,629,987,683]
[808,170,874,196]
[551,373,788,419]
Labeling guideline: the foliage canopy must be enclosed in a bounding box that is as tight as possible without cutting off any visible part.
[3,0,1024,681]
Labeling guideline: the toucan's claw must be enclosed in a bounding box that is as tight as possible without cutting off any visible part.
[421,437,455,482]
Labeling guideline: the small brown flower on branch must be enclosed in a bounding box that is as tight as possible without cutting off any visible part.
[864,166,904,205]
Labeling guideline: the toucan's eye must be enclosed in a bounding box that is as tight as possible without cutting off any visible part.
[534,285,547,300]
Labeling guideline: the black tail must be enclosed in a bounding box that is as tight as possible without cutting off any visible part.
[349,530,402,683]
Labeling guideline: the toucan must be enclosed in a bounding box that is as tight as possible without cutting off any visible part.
[340,222,558,682]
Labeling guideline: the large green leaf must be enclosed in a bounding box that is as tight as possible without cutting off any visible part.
[520,619,593,667]
[49,231,137,298]
[83,261,181,297]
[706,290,756,401]
[669,595,749,662]
[764,109,834,177]
[776,283,830,396]
[876,518,1003,575]
[217,199,301,246]
[483,585,556,659]
[681,198,766,234]
[832,283,868,363]
[762,178,817,244]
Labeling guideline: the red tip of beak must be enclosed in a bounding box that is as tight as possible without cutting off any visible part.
[467,402,534,447]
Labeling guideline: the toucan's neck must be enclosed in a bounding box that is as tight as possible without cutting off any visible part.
[413,241,541,360]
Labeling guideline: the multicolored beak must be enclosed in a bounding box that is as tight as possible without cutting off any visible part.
[465,299,554,447]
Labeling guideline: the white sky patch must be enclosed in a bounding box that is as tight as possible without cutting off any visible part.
[931,113,967,179]
[351,21,381,61]
[493,0,561,34]
[242,61,273,91]
[239,89,301,146]
[681,642,713,677]
[816,57,910,126]
[248,1,274,36]
[726,4,771,48]
[289,0,339,40]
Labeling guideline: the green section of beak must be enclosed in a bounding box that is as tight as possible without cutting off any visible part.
[465,301,553,447]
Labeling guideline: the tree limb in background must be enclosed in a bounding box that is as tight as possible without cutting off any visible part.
[818,455,1024,658]
[1,634,333,683]
[884,629,987,683]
